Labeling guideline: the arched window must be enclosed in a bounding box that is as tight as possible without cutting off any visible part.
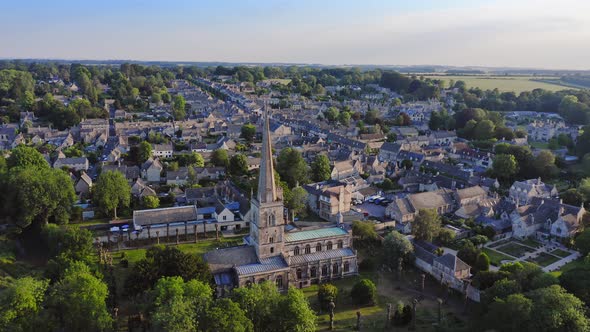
[327,241,333,250]
[269,237,274,243]
[333,263,339,274]
[305,245,311,254]
[294,246,300,255]
[310,267,317,278]
[344,261,350,273]
[321,265,328,276]
[268,214,276,226]
[296,268,302,279]
[276,275,283,288]
[270,247,274,254]
[337,240,344,249]
[316,243,322,252]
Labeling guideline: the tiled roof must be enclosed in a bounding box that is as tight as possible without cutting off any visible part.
[133,206,197,226]
[285,227,348,243]
[235,255,288,276]
[290,248,355,265]
[204,245,257,273]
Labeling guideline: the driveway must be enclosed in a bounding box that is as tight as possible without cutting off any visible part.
[354,202,386,218]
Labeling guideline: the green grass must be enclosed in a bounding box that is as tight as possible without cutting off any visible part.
[496,242,535,258]
[550,249,571,258]
[550,258,586,277]
[482,248,514,266]
[529,141,550,149]
[262,78,291,85]
[526,252,560,267]
[516,238,542,249]
[424,75,573,93]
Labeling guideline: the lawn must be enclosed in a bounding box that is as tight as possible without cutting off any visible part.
[495,242,535,258]
[423,75,572,93]
[515,238,542,249]
[550,249,572,258]
[529,141,550,150]
[482,248,513,266]
[550,258,586,277]
[526,252,560,267]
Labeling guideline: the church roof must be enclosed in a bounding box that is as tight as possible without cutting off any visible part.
[204,245,258,274]
[285,227,348,243]
[290,248,355,265]
[235,255,289,276]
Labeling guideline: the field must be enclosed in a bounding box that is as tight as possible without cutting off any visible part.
[423,75,573,93]
[482,248,513,266]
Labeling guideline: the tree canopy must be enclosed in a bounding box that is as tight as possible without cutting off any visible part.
[93,170,131,219]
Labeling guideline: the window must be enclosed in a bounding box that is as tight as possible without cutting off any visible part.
[311,267,317,278]
[327,241,333,250]
[305,245,311,254]
[321,265,328,276]
[338,240,343,249]
[223,215,227,221]
[294,246,300,255]
[333,263,339,274]
[268,214,276,226]
[344,261,350,273]
[296,268,302,279]
[316,243,322,252]
[276,275,283,288]
[269,237,274,243]
[270,247,274,254]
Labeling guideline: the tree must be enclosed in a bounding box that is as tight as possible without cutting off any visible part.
[492,154,518,181]
[124,245,211,296]
[559,267,590,304]
[474,119,495,140]
[534,150,556,179]
[351,279,377,305]
[457,240,480,267]
[4,167,76,231]
[229,154,249,176]
[579,178,590,203]
[172,94,187,120]
[7,145,48,169]
[561,188,584,206]
[277,148,309,187]
[230,281,281,331]
[48,261,112,331]
[150,276,213,332]
[138,141,153,163]
[527,285,589,331]
[475,252,490,272]
[575,228,590,256]
[382,231,413,268]
[143,195,160,209]
[352,221,378,243]
[436,228,456,246]
[93,170,131,219]
[484,294,532,332]
[0,277,48,332]
[311,154,331,182]
[273,287,316,332]
[324,107,339,122]
[412,209,441,242]
[284,186,308,218]
[338,111,351,126]
[204,298,253,332]
[484,278,521,304]
[317,284,339,310]
[211,149,230,168]
[241,124,257,142]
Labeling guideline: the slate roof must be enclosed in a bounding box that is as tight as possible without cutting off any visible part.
[133,206,197,226]
[290,248,355,265]
[204,245,258,273]
[284,227,348,243]
[434,254,471,272]
[235,255,289,276]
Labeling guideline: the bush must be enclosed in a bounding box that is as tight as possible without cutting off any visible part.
[393,301,412,326]
[358,258,376,271]
[474,252,490,272]
[120,258,129,268]
[351,279,377,306]
[317,284,338,310]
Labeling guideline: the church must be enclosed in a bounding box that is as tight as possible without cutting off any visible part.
[204,111,358,294]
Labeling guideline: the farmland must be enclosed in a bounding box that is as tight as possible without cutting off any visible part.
[422,75,575,93]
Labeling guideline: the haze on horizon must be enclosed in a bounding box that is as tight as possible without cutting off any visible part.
[1,0,589,70]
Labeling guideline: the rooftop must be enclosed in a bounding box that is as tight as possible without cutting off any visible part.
[285,227,348,243]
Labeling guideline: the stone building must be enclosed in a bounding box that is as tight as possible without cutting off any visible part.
[205,111,358,295]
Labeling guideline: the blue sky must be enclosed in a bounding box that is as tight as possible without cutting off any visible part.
[1,0,589,69]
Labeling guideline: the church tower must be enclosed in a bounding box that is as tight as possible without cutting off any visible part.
[249,108,284,260]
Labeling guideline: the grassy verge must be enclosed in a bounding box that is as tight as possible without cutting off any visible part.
[482,248,513,266]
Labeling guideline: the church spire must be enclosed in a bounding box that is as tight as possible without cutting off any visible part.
[257,107,278,203]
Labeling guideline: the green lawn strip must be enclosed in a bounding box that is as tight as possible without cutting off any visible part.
[526,252,560,267]
[482,248,514,266]
[550,249,571,258]
[550,259,585,277]
[495,242,534,258]
[515,238,542,249]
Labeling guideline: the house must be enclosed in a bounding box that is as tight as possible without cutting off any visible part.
[330,160,361,181]
[413,240,472,292]
[455,186,487,206]
[511,197,585,239]
[75,171,93,194]
[53,157,89,171]
[317,186,352,222]
[429,131,457,145]
[152,143,174,158]
[509,178,558,205]
[131,178,157,197]
[386,189,455,225]
[102,164,141,183]
[142,158,163,183]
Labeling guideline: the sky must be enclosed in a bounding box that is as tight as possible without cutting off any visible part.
[1,0,589,70]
